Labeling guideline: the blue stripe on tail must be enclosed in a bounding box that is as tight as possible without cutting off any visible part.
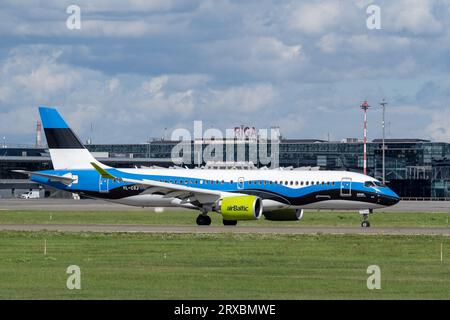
[39,106,69,129]
[38,106,84,149]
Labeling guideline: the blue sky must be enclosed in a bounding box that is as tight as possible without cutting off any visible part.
[1,0,450,144]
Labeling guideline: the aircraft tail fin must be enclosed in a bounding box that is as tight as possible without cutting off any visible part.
[38,106,109,170]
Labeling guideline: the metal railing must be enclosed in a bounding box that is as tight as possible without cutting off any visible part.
[401,197,450,201]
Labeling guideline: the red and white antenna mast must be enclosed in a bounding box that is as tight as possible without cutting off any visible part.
[360,101,370,175]
[36,121,42,147]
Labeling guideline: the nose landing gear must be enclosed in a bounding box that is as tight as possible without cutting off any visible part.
[359,209,373,228]
[361,220,370,228]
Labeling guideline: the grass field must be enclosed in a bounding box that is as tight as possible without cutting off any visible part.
[0,231,449,299]
[1,209,450,299]
[1,209,450,228]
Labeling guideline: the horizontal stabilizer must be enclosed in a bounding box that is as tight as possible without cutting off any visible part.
[12,170,75,185]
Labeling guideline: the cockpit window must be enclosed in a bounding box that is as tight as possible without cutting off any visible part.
[364,181,386,188]
[373,181,386,187]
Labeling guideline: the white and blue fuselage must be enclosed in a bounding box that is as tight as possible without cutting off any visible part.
[31,167,399,211]
[17,107,400,227]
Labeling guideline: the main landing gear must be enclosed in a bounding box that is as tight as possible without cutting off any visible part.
[195,214,238,226]
[196,214,212,226]
[223,220,237,226]
[359,209,373,228]
[196,207,238,226]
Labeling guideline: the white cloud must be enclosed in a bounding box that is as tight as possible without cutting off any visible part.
[210,83,278,114]
[426,111,450,142]
[0,47,89,103]
[13,61,81,98]
[108,78,120,92]
[0,46,281,141]
[288,1,342,35]
[197,36,306,81]
[1,0,190,13]
[0,1,450,143]
[80,20,152,37]
[142,76,169,96]
[317,34,340,53]
[318,33,411,54]
[354,0,375,10]
[347,35,411,53]
[81,0,182,12]
[0,1,192,38]
[386,0,442,34]
[0,86,11,102]
[251,37,302,60]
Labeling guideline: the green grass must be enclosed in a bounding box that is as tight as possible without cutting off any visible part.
[1,209,449,299]
[0,231,449,299]
[1,209,450,228]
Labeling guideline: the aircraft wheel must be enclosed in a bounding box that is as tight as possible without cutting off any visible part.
[361,221,371,228]
[196,214,211,226]
[223,219,238,226]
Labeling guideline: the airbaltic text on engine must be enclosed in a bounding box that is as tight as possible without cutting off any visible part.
[217,195,263,220]
[227,205,248,211]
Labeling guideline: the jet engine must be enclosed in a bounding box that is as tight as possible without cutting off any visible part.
[215,195,263,220]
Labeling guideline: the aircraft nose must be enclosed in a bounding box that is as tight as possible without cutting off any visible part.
[385,195,400,206]
[380,188,400,206]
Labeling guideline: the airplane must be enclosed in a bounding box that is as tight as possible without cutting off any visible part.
[14,107,400,228]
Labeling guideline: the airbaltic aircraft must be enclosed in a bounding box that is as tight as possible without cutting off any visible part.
[15,107,400,227]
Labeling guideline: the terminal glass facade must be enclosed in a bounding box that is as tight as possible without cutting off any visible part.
[2,139,450,198]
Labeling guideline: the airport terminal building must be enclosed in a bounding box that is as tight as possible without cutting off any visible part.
[1,138,450,199]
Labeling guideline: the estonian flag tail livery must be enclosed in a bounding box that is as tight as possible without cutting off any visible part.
[38,106,108,170]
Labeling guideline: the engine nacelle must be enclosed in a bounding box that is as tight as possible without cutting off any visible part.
[216,195,263,220]
[263,209,304,221]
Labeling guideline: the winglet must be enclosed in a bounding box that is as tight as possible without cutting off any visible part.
[91,162,117,180]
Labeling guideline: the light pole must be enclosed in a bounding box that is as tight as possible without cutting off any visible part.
[360,101,371,175]
[380,99,388,184]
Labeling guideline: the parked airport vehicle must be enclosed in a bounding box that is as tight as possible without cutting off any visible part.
[19,190,40,199]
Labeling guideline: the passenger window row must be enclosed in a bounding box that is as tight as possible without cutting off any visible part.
[249,181,335,186]
[159,179,231,185]
[158,179,336,187]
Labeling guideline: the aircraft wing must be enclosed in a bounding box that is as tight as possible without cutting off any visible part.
[12,170,75,185]
[91,163,236,204]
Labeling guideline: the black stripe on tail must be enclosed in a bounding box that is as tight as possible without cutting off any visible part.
[44,128,84,149]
